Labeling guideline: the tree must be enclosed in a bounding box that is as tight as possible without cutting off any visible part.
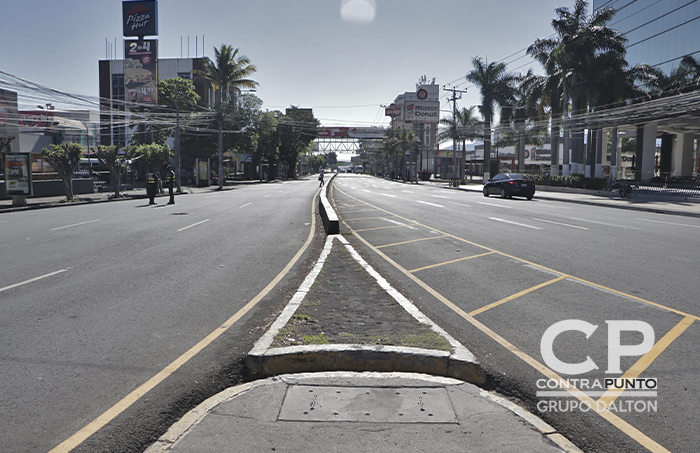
[95,145,130,198]
[1,135,15,152]
[252,110,280,181]
[466,57,517,181]
[195,44,259,189]
[128,143,173,172]
[382,127,415,179]
[324,152,338,168]
[41,143,84,201]
[277,107,320,179]
[128,77,202,147]
[528,0,624,174]
[438,106,482,150]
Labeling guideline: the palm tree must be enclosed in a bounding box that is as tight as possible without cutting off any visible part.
[195,44,259,189]
[527,36,565,175]
[438,106,482,179]
[466,57,517,181]
[528,0,623,175]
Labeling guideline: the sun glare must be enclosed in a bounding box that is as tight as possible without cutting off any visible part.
[340,0,377,24]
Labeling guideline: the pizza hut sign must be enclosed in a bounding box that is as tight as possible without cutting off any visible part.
[123,0,158,37]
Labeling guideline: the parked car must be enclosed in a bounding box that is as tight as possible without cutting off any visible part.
[483,173,536,200]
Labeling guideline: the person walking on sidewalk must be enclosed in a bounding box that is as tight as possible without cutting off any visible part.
[318,169,325,187]
[146,167,159,205]
[165,164,175,204]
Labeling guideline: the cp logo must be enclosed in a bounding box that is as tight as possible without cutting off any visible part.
[540,320,655,375]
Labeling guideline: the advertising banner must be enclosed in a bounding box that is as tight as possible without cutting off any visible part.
[318,127,385,139]
[4,153,33,196]
[123,1,158,37]
[125,39,158,105]
[405,101,440,123]
[18,110,55,129]
[0,89,19,153]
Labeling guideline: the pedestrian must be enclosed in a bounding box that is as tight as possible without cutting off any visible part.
[318,169,325,187]
[146,167,159,205]
[166,164,175,205]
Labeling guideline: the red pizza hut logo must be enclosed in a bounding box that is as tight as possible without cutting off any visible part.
[126,4,152,31]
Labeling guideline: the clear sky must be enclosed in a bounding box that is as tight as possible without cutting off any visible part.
[1,0,574,127]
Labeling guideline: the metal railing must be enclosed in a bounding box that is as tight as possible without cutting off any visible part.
[631,177,700,198]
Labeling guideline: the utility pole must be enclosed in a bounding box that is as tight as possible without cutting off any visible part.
[443,86,467,186]
[175,87,181,192]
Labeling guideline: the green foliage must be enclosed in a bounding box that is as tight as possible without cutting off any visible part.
[95,145,130,197]
[127,143,173,169]
[277,107,320,178]
[41,143,83,171]
[526,173,607,190]
[158,77,201,110]
[41,143,85,200]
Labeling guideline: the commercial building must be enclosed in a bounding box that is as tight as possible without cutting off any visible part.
[386,84,440,180]
[98,57,210,147]
[588,0,700,181]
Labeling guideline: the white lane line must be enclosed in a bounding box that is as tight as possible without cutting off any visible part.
[478,202,512,208]
[431,195,451,199]
[362,189,371,193]
[569,217,641,230]
[447,201,471,207]
[635,218,700,229]
[489,217,543,230]
[384,218,420,230]
[402,190,415,194]
[264,194,271,198]
[177,219,211,232]
[532,218,589,230]
[0,268,70,293]
[381,193,397,198]
[240,202,252,208]
[49,219,101,231]
[417,200,445,208]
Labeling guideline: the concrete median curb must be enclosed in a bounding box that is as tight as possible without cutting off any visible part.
[245,344,485,384]
[245,233,486,385]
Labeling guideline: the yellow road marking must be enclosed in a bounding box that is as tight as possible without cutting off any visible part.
[469,276,567,316]
[410,251,496,273]
[377,235,450,249]
[332,186,682,452]
[49,191,319,453]
[335,186,700,322]
[597,316,695,407]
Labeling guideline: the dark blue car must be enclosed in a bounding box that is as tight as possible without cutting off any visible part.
[483,173,536,200]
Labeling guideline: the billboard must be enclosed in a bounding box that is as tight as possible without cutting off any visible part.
[123,1,158,37]
[405,101,440,123]
[4,153,33,196]
[125,39,158,105]
[318,127,385,139]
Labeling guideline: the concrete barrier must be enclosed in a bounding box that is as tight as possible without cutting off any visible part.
[318,174,339,234]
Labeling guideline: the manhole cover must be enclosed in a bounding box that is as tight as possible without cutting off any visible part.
[278,386,457,423]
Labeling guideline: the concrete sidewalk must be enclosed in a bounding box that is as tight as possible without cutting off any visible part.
[144,232,582,453]
[145,372,580,453]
